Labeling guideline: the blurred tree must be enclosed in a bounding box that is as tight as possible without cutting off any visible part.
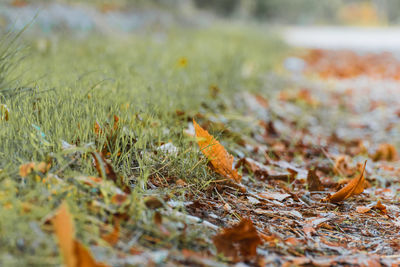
[192,0,240,16]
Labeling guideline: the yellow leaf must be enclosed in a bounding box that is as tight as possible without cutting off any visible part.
[193,119,241,182]
[328,161,367,203]
[51,202,109,267]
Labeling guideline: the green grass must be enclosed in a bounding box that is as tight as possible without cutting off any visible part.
[0,25,285,265]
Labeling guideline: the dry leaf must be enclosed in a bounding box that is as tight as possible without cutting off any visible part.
[327,161,367,203]
[111,194,127,205]
[307,169,324,192]
[19,162,35,177]
[0,104,9,121]
[193,119,241,182]
[333,155,355,176]
[356,206,371,213]
[374,200,387,214]
[235,157,269,180]
[91,152,131,194]
[154,211,170,236]
[213,218,262,262]
[52,203,76,267]
[144,196,163,209]
[258,192,291,202]
[372,143,397,161]
[51,202,109,267]
[101,220,120,246]
[356,200,387,214]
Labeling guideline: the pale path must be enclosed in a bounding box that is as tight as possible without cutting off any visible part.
[283,26,400,53]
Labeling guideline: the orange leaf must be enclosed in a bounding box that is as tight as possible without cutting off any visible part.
[193,119,241,182]
[356,206,371,213]
[19,162,35,177]
[327,161,367,203]
[51,202,109,267]
[356,200,387,214]
[52,203,76,267]
[372,143,398,161]
[374,200,387,214]
[213,218,262,262]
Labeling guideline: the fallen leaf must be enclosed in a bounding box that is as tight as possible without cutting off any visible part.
[11,0,28,7]
[333,155,355,176]
[0,104,9,121]
[193,119,241,182]
[175,179,187,187]
[327,161,367,203]
[91,152,131,193]
[144,196,164,209]
[51,202,109,267]
[154,211,170,236]
[375,200,387,214]
[111,194,127,205]
[372,143,398,161]
[258,192,291,201]
[213,218,262,262]
[101,220,120,246]
[235,157,269,180]
[307,169,324,191]
[19,162,35,177]
[356,206,371,213]
[356,200,387,214]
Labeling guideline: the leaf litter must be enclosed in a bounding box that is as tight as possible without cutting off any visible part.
[9,46,400,266]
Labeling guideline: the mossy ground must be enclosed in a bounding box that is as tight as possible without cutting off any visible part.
[0,25,285,266]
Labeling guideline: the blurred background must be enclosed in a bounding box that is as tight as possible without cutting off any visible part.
[0,0,398,34]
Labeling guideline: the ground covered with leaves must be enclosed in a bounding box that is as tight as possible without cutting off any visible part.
[1,26,400,266]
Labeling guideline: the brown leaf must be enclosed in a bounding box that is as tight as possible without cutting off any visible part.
[111,194,127,205]
[0,104,9,121]
[91,152,131,194]
[51,202,109,267]
[101,220,120,246]
[193,119,241,182]
[213,218,262,262]
[372,143,398,161]
[327,161,367,203]
[235,158,269,180]
[153,211,170,236]
[356,200,387,214]
[144,196,164,209]
[307,169,324,192]
[333,155,355,176]
[258,192,291,201]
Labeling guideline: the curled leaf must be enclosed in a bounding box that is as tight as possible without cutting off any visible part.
[327,161,367,203]
[193,119,241,182]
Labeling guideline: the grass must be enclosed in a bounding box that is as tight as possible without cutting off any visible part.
[0,25,285,265]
